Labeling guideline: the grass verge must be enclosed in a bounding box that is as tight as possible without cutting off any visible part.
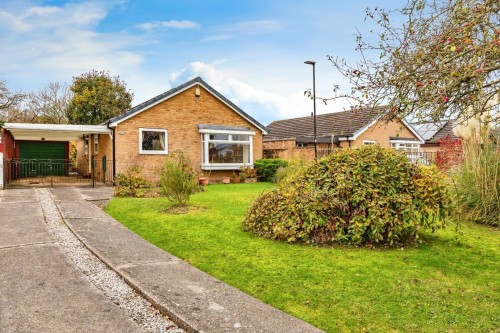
[106,183,499,332]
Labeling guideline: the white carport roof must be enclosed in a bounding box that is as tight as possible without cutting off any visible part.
[2,123,112,141]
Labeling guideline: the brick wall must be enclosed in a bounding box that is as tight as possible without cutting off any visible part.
[263,139,334,160]
[352,118,418,148]
[113,85,264,182]
[1,129,18,159]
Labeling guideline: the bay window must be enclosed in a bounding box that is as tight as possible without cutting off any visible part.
[390,140,420,152]
[199,125,254,170]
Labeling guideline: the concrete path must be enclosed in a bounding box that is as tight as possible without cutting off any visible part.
[1,186,324,333]
[0,188,141,333]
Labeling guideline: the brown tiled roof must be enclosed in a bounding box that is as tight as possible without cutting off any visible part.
[433,120,459,141]
[265,107,384,140]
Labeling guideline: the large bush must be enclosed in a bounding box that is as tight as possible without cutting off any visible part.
[254,158,289,182]
[243,146,450,245]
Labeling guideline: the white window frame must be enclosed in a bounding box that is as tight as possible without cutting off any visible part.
[199,128,255,170]
[139,128,168,155]
[363,140,376,145]
[390,140,420,152]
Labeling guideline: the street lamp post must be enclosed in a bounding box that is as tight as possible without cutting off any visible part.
[304,60,317,160]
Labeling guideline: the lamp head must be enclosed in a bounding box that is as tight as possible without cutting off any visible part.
[304,60,316,65]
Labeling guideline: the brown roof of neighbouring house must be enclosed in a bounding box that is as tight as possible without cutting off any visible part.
[264,107,385,141]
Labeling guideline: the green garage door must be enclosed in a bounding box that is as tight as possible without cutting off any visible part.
[19,142,67,176]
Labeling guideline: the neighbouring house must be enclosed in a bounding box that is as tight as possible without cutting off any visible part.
[1,77,267,188]
[264,107,425,160]
[411,119,460,153]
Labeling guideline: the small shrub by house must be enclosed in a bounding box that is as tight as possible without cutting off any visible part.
[160,153,199,206]
[114,164,149,197]
[254,158,289,182]
[243,145,450,245]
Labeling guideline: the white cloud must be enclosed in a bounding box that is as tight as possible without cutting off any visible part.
[201,34,234,42]
[26,6,61,16]
[0,1,144,87]
[170,60,347,125]
[136,20,200,31]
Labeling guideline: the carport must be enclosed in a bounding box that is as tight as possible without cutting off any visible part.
[1,123,114,188]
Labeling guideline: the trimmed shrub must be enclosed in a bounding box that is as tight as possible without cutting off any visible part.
[160,152,199,206]
[275,159,311,185]
[254,158,289,182]
[243,146,450,245]
[114,164,149,197]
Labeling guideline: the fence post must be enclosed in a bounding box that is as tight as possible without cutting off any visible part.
[49,163,53,187]
[0,153,4,190]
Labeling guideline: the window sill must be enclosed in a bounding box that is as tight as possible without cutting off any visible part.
[201,163,252,170]
[139,151,168,155]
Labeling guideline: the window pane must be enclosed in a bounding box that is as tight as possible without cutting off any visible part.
[209,133,229,140]
[142,131,165,151]
[232,134,249,141]
[208,143,250,163]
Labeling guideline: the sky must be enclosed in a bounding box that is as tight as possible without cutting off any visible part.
[0,0,401,126]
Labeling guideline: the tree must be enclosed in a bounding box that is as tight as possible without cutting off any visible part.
[25,82,71,124]
[0,79,25,123]
[327,0,499,125]
[67,70,133,125]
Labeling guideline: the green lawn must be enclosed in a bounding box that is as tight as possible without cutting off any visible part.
[106,183,499,333]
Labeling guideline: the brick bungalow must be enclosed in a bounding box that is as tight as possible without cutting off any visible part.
[1,77,267,187]
[88,76,267,182]
[264,107,424,159]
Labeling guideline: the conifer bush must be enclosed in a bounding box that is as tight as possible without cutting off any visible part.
[243,146,450,245]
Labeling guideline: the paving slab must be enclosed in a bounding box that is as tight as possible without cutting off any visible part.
[0,188,38,203]
[66,217,175,267]
[121,261,321,333]
[54,199,104,218]
[0,201,51,248]
[52,186,325,333]
[0,244,141,333]
[0,188,142,333]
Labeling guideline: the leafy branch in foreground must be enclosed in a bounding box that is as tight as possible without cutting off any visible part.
[325,0,499,124]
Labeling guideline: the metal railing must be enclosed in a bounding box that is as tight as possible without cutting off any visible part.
[403,151,437,165]
[3,158,113,187]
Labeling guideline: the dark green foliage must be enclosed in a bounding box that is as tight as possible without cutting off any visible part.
[243,146,450,245]
[114,165,149,197]
[160,153,199,206]
[254,158,289,182]
[67,70,133,125]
